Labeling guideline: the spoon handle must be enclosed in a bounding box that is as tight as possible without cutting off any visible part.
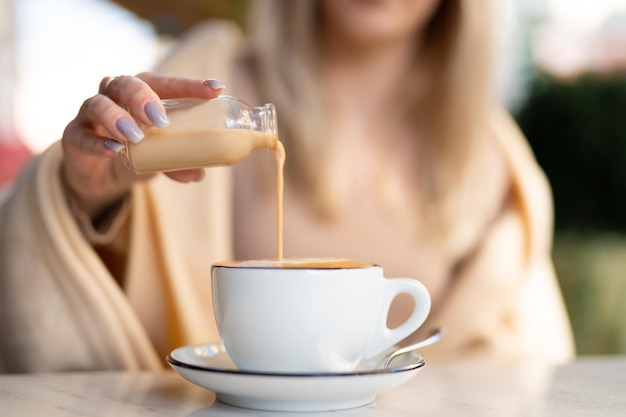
[379,327,445,369]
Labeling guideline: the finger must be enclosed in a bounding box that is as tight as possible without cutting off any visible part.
[164,169,206,183]
[79,94,145,144]
[100,75,170,128]
[63,118,123,158]
[136,72,225,100]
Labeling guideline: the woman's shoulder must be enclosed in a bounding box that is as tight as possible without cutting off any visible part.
[487,106,555,258]
[488,107,546,178]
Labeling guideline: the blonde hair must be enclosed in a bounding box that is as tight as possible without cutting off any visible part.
[246,0,495,244]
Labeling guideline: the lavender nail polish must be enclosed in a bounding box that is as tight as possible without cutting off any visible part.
[203,78,226,90]
[116,117,144,144]
[145,101,170,128]
[104,139,124,152]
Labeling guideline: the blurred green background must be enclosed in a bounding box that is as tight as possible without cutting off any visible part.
[516,74,626,355]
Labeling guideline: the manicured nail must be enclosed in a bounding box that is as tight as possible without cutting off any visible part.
[203,78,226,90]
[194,170,206,182]
[116,117,144,143]
[104,139,124,152]
[144,101,170,128]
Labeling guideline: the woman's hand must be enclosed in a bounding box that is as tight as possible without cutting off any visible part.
[61,72,225,219]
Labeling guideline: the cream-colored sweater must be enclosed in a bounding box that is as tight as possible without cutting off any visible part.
[0,21,574,373]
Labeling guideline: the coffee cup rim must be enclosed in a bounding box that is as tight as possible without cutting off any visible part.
[212,259,380,270]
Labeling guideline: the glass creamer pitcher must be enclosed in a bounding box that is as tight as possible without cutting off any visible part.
[121,95,278,173]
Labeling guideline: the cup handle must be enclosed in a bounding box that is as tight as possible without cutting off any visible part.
[365,278,431,359]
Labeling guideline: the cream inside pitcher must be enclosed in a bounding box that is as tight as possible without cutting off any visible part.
[121,95,278,173]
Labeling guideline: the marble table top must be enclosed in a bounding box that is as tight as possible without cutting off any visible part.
[2,356,625,416]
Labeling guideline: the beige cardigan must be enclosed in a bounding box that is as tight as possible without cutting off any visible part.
[0,22,574,373]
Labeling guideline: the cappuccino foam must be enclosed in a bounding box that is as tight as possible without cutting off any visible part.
[213,258,375,269]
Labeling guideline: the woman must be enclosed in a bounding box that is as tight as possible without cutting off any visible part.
[0,0,574,373]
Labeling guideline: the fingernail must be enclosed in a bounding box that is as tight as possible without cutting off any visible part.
[203,78,226,90]
[144,101,170,128]
[194,170,206,182]
[104,139,124,152]
[116,117,144,143]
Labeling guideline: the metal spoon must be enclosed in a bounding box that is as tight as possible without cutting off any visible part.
[377,327,445,369]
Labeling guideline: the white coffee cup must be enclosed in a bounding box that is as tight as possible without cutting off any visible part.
[212,258,431,374]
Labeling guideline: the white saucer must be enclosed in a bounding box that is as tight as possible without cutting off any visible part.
[167,342,425,412]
